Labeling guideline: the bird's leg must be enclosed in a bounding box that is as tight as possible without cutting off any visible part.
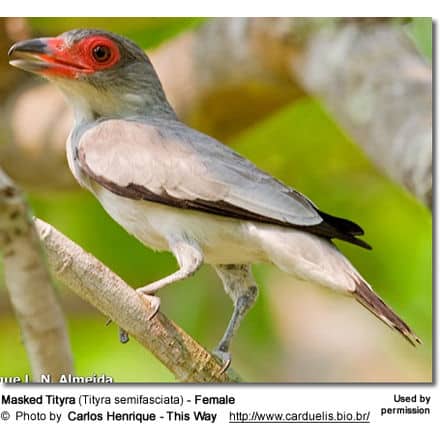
[213,264,258,371]
[136,238,203,319]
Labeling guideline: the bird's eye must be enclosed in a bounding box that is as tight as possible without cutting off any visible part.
[92,45,112,63]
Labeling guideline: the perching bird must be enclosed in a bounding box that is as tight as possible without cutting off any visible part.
[9,29,421,367]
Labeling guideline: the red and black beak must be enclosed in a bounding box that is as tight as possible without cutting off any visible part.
[8,37,90,78]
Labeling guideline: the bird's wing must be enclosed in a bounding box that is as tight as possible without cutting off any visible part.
[76,119,370,247]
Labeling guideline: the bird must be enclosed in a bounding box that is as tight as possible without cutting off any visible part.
[8,29,421,368]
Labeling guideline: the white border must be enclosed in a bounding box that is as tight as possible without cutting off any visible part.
[0,5,436,438]
[1,0,437,18]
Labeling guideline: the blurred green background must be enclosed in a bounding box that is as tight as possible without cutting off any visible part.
[0,17,432,382]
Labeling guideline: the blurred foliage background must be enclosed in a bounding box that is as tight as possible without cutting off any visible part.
[0,17,432,382]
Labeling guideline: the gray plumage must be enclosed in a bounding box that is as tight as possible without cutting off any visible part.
[73,117,371,248]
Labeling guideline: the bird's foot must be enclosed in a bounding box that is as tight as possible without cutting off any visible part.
[136,288,161,320]
[104,319,130,344]
[119,327,129,344]
[212,349,232,374]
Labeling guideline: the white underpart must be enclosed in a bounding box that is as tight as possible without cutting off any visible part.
[93,185,359,294]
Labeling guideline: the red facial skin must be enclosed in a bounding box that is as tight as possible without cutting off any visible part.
[40,36,121,78]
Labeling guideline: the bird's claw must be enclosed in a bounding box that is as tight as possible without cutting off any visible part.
[212,349,232,374]
[104,319,130,344]
[136,289,161,320]
[119,327,129,344]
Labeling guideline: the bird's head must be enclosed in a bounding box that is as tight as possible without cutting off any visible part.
[8,29,174,121]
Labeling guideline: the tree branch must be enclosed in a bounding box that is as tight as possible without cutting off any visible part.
[33,218,239,383]
[0,169,73,381]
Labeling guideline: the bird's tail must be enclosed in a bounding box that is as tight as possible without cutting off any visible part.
[254,225,421,346]
[352,278,421,346]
